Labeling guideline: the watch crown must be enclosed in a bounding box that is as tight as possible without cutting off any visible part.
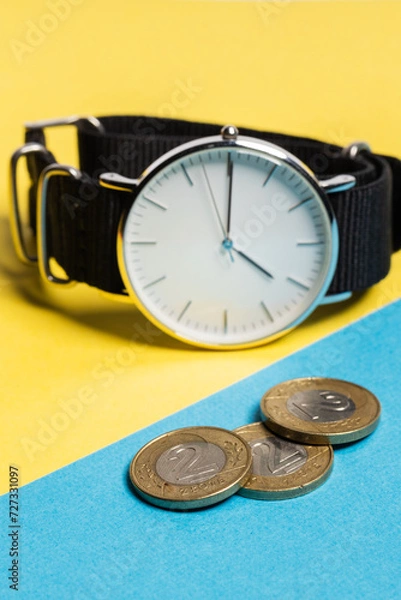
[221,125,239,140]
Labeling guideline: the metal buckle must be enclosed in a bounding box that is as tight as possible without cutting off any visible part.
[341,141,372,160]
[9,142,54,264]
[24,115,105,134]
[37,164,81,285]
[10,116,104,266]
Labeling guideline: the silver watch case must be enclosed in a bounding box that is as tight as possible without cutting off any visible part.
[99,129,355,348]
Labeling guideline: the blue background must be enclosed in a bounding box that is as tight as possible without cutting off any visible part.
[2,301,401,599]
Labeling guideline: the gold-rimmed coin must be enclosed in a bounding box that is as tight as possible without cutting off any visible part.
[260,377,381,445]
[129,426,252,510]
[234,422,333,500]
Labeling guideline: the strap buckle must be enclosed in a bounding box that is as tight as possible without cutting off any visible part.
[37,164,82,285]
[24,115,105,134]
[10,115,103,266]
[341,141,372,160]
[9,142,54,264]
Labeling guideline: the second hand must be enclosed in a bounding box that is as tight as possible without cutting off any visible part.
[201,162,234,262]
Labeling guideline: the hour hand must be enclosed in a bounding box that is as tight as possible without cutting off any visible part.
[232,247,274,280]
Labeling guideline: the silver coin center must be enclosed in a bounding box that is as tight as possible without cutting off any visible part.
[249,437,307,477]
[287,389,356,423]
[156,441,226,485]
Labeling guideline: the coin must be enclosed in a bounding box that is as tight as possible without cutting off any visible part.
[260,377,381,445]
[129,426,252,510]
[234,422,333,500]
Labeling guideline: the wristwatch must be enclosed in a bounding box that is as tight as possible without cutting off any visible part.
[9,116,401,349]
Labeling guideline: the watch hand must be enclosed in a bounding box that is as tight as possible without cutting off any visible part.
[201,163,227,238]
[226,153,233,235]
[201,163,234,262]
[232,247,274,280]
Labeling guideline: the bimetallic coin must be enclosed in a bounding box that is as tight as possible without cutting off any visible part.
[234,422,333,500]
[129,426,252,510]
[260,377,381,445]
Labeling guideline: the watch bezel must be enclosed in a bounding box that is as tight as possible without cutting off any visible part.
[117,134,339,349]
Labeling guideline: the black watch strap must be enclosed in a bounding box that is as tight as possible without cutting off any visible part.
[25,116,401,295]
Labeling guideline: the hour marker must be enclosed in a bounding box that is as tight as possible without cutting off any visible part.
[261,301,274,322]
[181,163,193,186]
[177,300,192,322]
[130,241,157,245]
[143,196,167,210]
[224,310,228,333]
[143,276,166,289]
[287,277,310,291]
[288,197,314,212]
[297,241,324,246]
[262,164,277,187]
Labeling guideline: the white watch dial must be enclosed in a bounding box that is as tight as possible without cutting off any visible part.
[120,141,336,348]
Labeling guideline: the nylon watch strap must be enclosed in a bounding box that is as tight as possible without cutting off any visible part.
[24,116,401,295]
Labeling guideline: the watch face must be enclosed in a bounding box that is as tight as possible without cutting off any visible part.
[119,136,337,349]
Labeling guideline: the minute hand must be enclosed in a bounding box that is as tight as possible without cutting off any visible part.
[232,248,274,280]
[226,153,234,235]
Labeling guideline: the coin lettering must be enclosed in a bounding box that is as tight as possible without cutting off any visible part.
[130,426,252,510]
[155,441,227,485]
[235,422,333,500]
[249,437,307,477]
[287,390,356,423]
[261,378,381,445]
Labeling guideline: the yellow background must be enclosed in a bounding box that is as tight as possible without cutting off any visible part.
[1,0,401,494]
